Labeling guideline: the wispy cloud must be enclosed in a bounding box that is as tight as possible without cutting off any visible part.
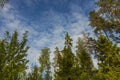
[0,1,97,68]
[0,3,40,65]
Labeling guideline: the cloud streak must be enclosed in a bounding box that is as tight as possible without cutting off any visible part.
[0,1,97,68]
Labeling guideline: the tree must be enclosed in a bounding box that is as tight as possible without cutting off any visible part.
[89,0,120,79]
[0,31,29,80]
[27,65,41,80]
[53,47,60,79]
[39,47,52,80]
[94,35,120,79]
[76,37,94,80]
[56,32,75,80]
[89,0,120,43]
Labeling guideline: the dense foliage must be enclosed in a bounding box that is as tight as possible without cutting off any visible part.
[0,31,29,80]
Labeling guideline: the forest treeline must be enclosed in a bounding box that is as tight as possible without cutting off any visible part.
[0,0,120,80]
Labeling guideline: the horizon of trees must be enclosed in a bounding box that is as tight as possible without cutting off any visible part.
[0,0,120,80]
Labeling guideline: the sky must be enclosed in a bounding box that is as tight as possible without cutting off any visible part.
[0,0,97,68]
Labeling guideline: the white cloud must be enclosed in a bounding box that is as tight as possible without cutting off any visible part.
[27,47,40,65]
[0,3,40,66]
[0,3,98,69]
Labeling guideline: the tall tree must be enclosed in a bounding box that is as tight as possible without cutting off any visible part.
[39,47,52,80]
[27,65,41,80]
[53,47,60,79]
[0,31,29,80]
[89,0,120,79]
[56,32,75,80]
[76,37,94,80]
[89,0,120,43]
[94,35,120,79]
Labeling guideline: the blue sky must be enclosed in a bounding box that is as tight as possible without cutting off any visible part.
[0,0,97,67]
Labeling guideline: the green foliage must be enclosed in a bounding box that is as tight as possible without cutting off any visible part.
[65,32,73,49]
[27,65,42,80]
[39,47,52,80]
[53,47,60,79]
[55,33,75,80]
[75,37,94,80]
[89,0,120,79]
[89,0,120,43]
[0,31,29,80]
[96,35,120,67]
[95,35,120,80]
